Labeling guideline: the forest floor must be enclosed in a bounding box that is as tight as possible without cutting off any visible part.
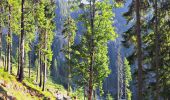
[0,67,69,100]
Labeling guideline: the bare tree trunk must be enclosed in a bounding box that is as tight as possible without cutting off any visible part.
[17,36,20,77]
[42,56,46,91]
[135,0,143,99]
[42,31,47,91]
[19,0,25,82]
[154,0,160,99]
[0,7,2,62]
[93,90,96,100]
[36,50,40,82]
[7,5,12,74]
[4,46,7,71]
[10,42,12,74]
[84,85,86,100]
[39,51,42,87]
[29,51,31,78]
[117,56,120,100]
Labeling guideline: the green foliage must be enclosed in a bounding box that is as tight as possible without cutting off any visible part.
[35,0,56,64]
[71,87,84,99]
[124,58,132,100]
[71,0,117,94]
[62,16,77,45]
[0,68,57,99]
[106,93,114,100]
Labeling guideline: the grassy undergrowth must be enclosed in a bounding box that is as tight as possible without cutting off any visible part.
[0,66,67,100]
[0,68,38,100]
[0,65,85,99]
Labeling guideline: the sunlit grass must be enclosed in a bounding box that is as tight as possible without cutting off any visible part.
[0,67,67,100]
[0,64,84,99]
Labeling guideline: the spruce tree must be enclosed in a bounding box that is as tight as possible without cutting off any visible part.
[124,58,132,100]
[62,16,77,94]
[71,0,117,99]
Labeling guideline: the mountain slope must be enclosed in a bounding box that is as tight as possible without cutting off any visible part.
[0,68,70,100]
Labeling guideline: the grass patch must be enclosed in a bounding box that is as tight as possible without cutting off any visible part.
[0,66,68,100]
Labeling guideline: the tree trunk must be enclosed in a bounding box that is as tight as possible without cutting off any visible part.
[117,57,120,100]
[93,90,96,100]
[7,5,12,74]
[36,50,40,82]
[10,42,12,74]
[42,56,46,91]
[84,85,86,100]
[135,0,143,99]
[88,0,95,100]
[17,36,20,77]
[29,51,31,78]
[154,0,160,99]
[0,6,2,61]
[67,36,71,95]
[4,46,7,71]
[42,31,47,91]
[39,51,42,87]
[19,0,25,82]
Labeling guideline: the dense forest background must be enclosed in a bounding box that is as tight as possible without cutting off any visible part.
[0,0,170,100]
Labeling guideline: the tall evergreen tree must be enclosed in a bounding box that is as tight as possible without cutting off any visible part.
[154,0,160,99]
[19,0,25,82]
[124,58,132,100]
[34,0,55,91]
[135,0,143,99]
[62,16,77,94]
[71,0,117,99]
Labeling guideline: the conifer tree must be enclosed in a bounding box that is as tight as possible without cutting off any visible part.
[18,0,25,82]
[71,0,117,99]
[62,16,77,94]
[34,0,55,91]
[124,58,132,100]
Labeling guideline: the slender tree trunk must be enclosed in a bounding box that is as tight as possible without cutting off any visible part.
[88,0,95,100]
[17,36,20,77]
[29,51,31,78]
[123,59,126,99]
[154,0,160,99]
[36,51,40,82]
[0,7,2,63]
[10,42,12,74]
[135,0,143,99]
[7,41,10,73]
[7,5,12,74]
[4,46,7,71]
[117,57,120,100]
[39,51,42,87]
[19,0,25,82]
[42,56,46,91]
[93,90,96,100]
[42,31,47,91]
[84,85,86,100]
[67,36,71,95]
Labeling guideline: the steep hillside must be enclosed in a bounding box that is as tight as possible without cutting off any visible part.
[0,68,71,100]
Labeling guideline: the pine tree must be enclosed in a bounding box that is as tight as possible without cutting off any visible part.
[135,0,143,99]
[71,0,117,99]
[19,0,25,82]
[123,0,170,99]
[154,0,160,99]
[6,1,12,74]
[62,16,77,94]
[34,0,56,91]
[0,3,3,65]
[124,58,132,100]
